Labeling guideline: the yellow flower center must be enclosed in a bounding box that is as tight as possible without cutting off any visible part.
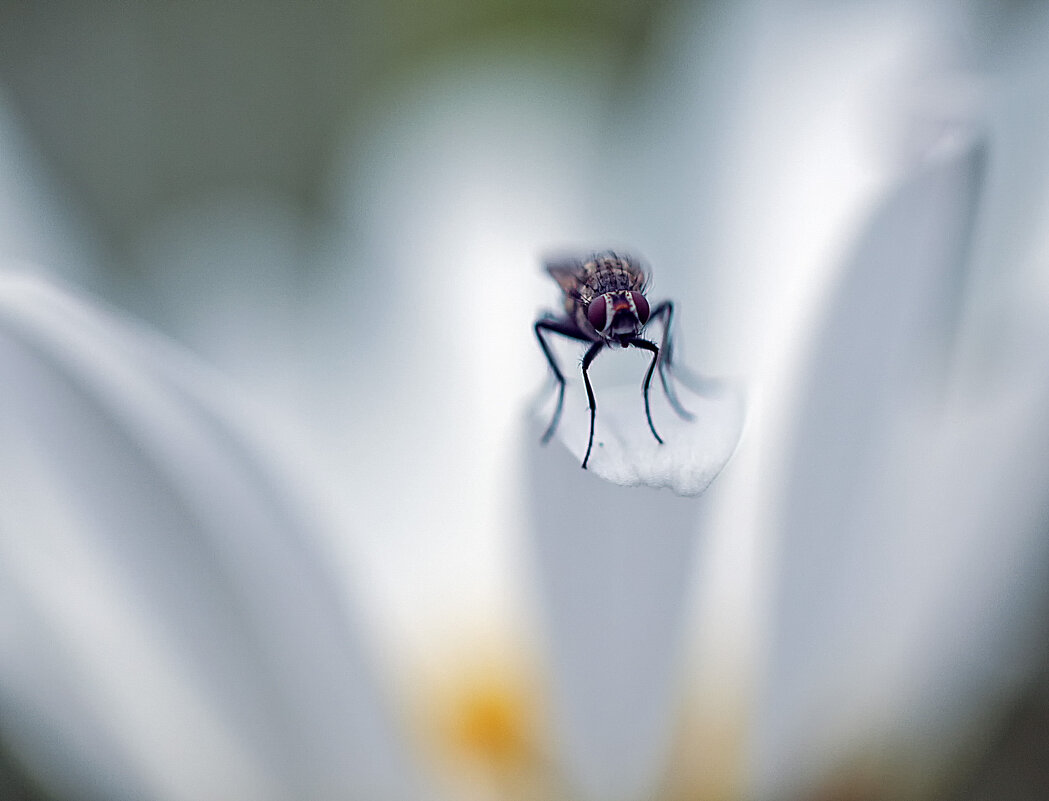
[409,648,557,800]
[448,676,534,767]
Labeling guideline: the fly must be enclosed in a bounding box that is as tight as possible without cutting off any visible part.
[534,251,694,469]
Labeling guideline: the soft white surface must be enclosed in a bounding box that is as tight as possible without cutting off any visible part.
[526,407,711,801]
[753,131,1049,798]
[0,271,420,801]
[538,370,745,497]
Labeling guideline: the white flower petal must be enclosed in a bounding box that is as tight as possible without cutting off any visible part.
[526,427,709,801]
[0,271,420,801]
[539,370,744,497]
[752,130,1049,796]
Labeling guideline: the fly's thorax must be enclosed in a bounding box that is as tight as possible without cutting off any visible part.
[580,254,647,295]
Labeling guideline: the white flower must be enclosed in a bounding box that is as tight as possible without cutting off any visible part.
[3,3,1049,801]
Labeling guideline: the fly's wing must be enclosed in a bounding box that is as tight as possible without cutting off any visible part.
[544,257,585,300]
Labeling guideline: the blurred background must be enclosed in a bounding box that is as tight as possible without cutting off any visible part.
[2,1,1049,800]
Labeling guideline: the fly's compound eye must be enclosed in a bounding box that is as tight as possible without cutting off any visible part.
[587,295,610,333]
[630,291,650,325]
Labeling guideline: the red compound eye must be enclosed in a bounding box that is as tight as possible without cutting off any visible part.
[587,295,610,332]
[630,291,650,325]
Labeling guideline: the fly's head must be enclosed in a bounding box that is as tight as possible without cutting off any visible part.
[586,290,650,347]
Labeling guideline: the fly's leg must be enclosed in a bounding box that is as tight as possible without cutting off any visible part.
[627,338,664,445]
[580,340,605,469]
[648,300,694,421]
[534,317,592,443]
